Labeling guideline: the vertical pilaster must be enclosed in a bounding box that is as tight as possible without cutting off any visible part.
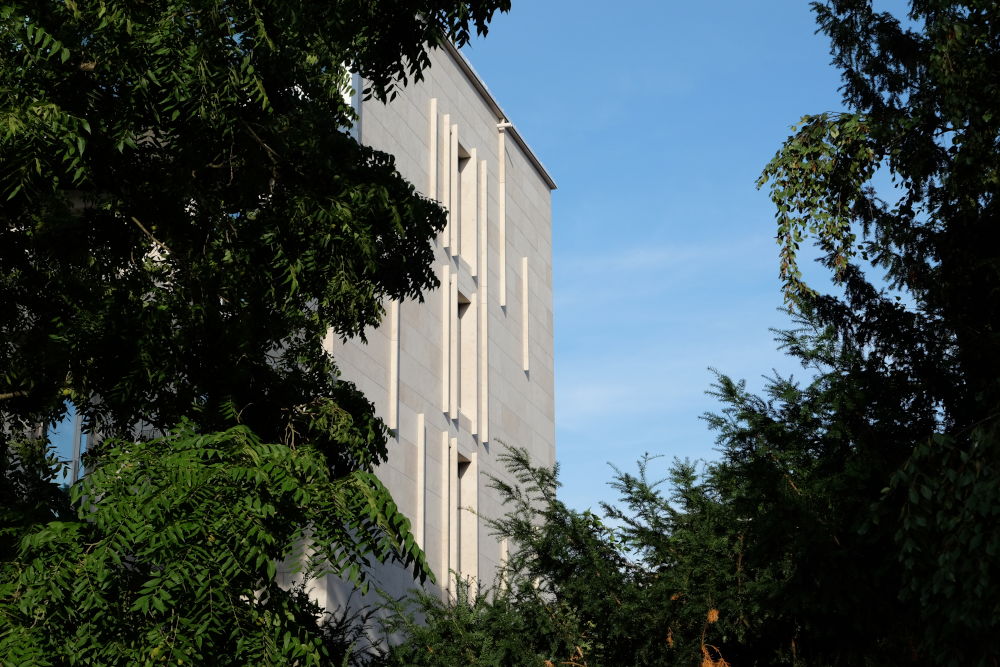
[441,114,451,250]
[440,431,450,596]
[497,129,507,307]
[498,536,510,591]
[428,98,438,200]
[441,264,451,413]
[461,451,479,583]
[450,124,459,256]
[387,300,399,432]
[448,437,459,591]
[467,147,479,276]
[449,274,459,420]
[478,159,489,444]
[522,256,530,373]
[415,413,425,548]
[70,410,83,483]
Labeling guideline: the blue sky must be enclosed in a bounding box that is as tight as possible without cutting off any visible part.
[462,2,850,510]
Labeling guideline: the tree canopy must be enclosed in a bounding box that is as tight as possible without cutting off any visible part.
[0,0,509,663]
[755,1,1000,660]
[0,0,510,462]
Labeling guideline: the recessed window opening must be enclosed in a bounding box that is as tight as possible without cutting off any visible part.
[456,454,474,577]
[456,291,476,431]
[457,144,477,268]
[457,294,471,318]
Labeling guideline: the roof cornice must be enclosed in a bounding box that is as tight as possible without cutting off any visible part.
[440,40,557,191]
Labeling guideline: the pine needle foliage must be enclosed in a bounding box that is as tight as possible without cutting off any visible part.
[751,1,1000,662]
[385,448,741,667]
[379,575,589,667]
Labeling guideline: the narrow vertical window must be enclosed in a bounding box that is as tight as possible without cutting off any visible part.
[457,291,477,434]
[350,72,363,141]
[457,145,478,274]
[456,452,478,584]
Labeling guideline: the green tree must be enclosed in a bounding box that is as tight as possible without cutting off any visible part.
[379,574,590,667]
[383,448,740,667]
[0,0,509,663]
[747,0,1000,662]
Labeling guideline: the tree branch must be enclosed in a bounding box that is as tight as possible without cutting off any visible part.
[130,216,170,254]
[0,390,28,400]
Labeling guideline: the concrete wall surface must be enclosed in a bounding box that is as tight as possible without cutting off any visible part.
[315,43,556,610]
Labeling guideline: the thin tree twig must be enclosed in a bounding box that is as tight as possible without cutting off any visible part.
[0,391,28,400]
[130,216,170,254]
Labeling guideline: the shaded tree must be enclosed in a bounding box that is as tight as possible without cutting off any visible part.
[748,0,1000,662]
[383,448,741,667]
[0,0,509,663]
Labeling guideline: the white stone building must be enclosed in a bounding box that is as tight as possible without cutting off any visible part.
[322,41,556,602]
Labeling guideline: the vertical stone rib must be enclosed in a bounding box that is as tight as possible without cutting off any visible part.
[387,300,399,432]
[450,124,459,256]
[428,98,437,200]
[449,274,459,420]
[441,114,451,250]
[478,159,489,444]
[415,413,425,548]
[441,264,450,412]
[522,256,530,373]
[497,129,507,307]
[468,147,478,276]
[448,437,459,592]
[440,431,450,597]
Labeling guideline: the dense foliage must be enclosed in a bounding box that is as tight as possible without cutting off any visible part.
[379,574,589,667]
[380,449,738,667]
[387,1,1000,665]
[0,0,509,663]
[487,449,739,667]
[751,0,1000,661]
[4,425,422,664]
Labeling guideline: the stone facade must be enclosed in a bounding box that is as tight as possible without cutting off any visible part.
[321,42,556,603]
